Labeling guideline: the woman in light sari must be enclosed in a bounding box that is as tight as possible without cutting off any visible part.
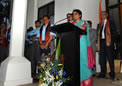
[72,9,93,86]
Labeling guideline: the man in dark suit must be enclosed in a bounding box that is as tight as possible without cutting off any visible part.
[97,11,117,80]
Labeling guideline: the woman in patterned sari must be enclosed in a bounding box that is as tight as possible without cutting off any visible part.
[72,9,93,86]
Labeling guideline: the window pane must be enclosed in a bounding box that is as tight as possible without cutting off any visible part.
[38,2,54,20]
[38,2,54,24]
[109,7,121,34]
[38,7,48,19]
[50,16,54,24]
[109,0,118,6]
[49,3,54,16]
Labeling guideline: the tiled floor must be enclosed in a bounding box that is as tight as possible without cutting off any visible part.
[20,79,122,86]
[20,73,122,86]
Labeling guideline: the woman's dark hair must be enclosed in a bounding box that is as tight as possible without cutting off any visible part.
[73,9,82,18]
[43,15,50,19]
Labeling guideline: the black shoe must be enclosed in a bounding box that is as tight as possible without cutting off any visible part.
[93,74,96,77]
[109,72,115,80]
[33,78,39,83]
[97,74,106,78]
[110,76,115,81]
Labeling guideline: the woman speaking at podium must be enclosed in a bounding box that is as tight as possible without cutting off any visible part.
[72,9,94,86]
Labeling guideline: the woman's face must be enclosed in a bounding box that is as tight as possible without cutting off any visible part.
[73,11,81,21]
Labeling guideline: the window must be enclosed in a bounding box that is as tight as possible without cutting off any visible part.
[0,0,11,26]
[109,7,121,34]
[106,0,122,59]
[106,0,121,34]
[38,1,54,24]
[109,0,118,6]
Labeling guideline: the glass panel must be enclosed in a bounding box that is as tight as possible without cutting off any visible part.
[109,7,121,59]
[109,0,118,6]
[38,2,54,24]
[50,16,54,24]
[49,3,54,16]
[38,7,47,19]
[109,7,121,34]
[38,2,54,20]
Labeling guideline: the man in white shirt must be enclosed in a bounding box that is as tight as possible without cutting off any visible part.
[97,11,116,80]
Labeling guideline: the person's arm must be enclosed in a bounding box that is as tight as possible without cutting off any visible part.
[91,30,97,44]
[38,37,42,45]
[78,26,87,31]
[25,33,29,41]
[39,37,45,49]
[44,24,56,48]
[32,35,37,39]
[44,31,55,48]
[44,35,54,49]
[78,21,88,31]
[47,35,54,45]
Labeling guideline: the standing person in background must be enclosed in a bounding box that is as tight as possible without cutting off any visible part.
[24,27,33,60]
[24,27,34,78]
[97,11,116,80]
[29,20,41,80]
[39,15,55,56]
[67,13,73,23]
[87,20,97,57]
[6,26,11,59]
[87,20,97,76]
[7,26,11,46]
[0,22,8,65]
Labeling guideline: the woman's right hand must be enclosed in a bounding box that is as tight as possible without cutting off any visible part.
[78,26,86,31]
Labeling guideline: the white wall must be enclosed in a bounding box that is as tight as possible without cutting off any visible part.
[26,0,38,29]
[55,0,106,29]
[26,0,106,29]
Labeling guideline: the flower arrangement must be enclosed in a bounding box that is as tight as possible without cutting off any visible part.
[37,54,70,86]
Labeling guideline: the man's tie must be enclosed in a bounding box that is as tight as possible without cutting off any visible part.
[100,22,104,38]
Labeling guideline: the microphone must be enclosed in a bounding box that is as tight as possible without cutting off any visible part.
[54,17,67,25]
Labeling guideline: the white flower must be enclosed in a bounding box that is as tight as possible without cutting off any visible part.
[55,80,63,86]
[59,69,63,76]
[42,83,48,86]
